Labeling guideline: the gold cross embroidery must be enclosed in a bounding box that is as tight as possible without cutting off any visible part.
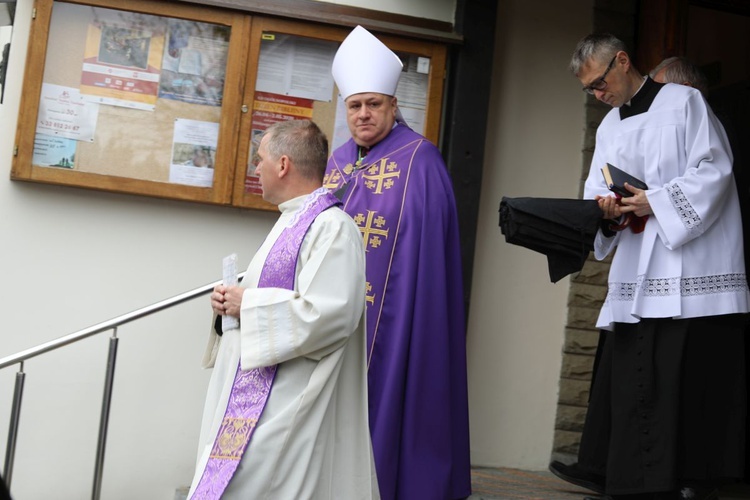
[362,158,400,194]
[323,170,343,190]
[353,210,389,252]
[366,281,375,305]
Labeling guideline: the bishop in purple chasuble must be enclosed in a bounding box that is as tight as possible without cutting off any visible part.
[325,123,472,500]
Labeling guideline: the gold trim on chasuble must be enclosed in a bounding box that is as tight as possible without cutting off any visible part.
[325,151,409,361]
[323,169,344,189]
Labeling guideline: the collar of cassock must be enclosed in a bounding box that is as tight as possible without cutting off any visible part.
[619,76,666,119]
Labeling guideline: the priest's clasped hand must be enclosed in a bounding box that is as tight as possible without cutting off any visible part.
[211,284,243,318]
[618,182,653,217]
[595,182,652,219]
[595,193,622,219]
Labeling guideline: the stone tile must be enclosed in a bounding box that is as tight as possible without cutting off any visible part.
[555,405,588,433]
[566,305,599,330]
[564,328,600,355]
[552,429,583,456]
[558,378,591,406]
[568,282,607,306]
[572,259,610,286]
[561,353,595,380]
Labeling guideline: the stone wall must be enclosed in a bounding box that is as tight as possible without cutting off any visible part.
[550,0,638,463]
[551,255,609,461]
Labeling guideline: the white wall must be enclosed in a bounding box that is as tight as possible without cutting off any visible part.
[0,1,278,498]
[316,0,455,24]
[466,0,593,470]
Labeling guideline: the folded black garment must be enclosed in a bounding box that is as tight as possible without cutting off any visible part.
[499,197,602,283]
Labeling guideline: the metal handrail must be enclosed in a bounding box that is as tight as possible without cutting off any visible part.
[0,274,244,369]
[0,272,245,498]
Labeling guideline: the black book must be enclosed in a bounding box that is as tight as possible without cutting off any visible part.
[601,163,648,197]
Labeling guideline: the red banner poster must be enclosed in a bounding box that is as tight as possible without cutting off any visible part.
[244,91,315,195]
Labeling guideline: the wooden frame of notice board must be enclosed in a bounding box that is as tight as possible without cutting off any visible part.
[10,0,448,212]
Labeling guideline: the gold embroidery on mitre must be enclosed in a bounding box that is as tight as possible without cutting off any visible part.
[209,416,258,460]
[362,158,400,194]
[354,210,389,252]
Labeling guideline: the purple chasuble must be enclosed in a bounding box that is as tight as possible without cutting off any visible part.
[324,125,471,499]
[190,187,341,500]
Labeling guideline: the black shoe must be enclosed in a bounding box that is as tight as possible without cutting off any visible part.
[549,460,606,494]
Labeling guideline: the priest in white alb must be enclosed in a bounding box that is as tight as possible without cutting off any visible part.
[187,119,379,499]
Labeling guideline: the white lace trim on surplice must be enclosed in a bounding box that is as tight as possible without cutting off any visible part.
[606,273,748,301]
[667,184,702,233]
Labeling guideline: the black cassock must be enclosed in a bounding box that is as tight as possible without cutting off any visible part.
[498,196,603,282]
[500,198,748,494]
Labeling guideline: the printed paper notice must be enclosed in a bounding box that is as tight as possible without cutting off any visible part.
[32,134,78,169]
[159,19,230,107]
[255,34,337,102]
[222,253,240,332]
[393,54,428,135]
[80,22,165,111]
[169,118,218,188]
[37,84,100,142]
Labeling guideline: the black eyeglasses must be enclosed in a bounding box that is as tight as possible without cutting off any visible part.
[582,55,617,95]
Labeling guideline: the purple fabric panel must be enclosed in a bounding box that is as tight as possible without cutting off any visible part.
[259,188,341,289]
[325,125,471,500]
[191,365,277,499]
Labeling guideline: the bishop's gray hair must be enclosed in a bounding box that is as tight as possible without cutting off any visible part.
[649,56,708,96]
[569,33,628,76]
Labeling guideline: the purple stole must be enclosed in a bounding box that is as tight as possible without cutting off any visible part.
[190,187,341,500]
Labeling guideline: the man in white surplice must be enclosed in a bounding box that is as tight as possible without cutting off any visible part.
[187,120,379,499]
[569,34,750,500]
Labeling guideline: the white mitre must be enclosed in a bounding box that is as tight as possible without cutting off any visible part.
[332,25,403,100]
